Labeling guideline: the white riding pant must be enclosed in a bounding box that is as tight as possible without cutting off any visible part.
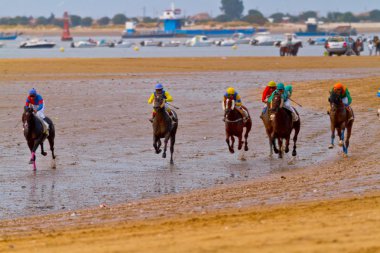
[236,105,249,118]
[284,100,298,121]
[342,97,349,106]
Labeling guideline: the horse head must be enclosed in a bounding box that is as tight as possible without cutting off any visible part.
[22,106,35,134]
[269,93,283,113]
[329,91,343,110]
[224,98,236,115]
[153,93,166,112]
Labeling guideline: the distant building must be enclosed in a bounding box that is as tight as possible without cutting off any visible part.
[190,13,212,22]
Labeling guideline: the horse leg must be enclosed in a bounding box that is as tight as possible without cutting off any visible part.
[230,136,235,154]
[40,142,47,156]
[30,137,43,170]
[153,136,161,154]
[344,122,353,155]
[285,135,290,153]
[271,133,279,154]
[329,125,335,149]
[162,133,171,159]
[337,128,344,147]
[244,124,251,151]
[48,136,56,160]
[237,133,243,151]
[277,138,283,158]
[292,123,300,157]
[269,138,273,156]
[226,133,234,154]
[169,134,176,165]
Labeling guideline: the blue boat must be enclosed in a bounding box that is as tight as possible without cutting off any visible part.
[122,5,265,39]
[0,32,18,40]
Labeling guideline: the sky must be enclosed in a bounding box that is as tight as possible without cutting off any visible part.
[1,0,379,18]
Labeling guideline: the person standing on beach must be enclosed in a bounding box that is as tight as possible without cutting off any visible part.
[368,41,374,56]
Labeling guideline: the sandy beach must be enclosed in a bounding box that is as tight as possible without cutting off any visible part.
[0,57,379,252]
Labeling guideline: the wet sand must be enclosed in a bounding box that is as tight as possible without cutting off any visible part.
[0,57,379,252]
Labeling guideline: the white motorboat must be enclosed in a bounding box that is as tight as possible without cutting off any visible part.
[231,33,250,44]
[97,39,115,47]
[158,41,181,47]
[215,39,236,47]
[114,40,133,48]
[19,39,56,49]
[279,33,302,47]
[250,32,277,46]
[71,40,97,48]
[0,42,5,48]
[185,36,213,47]
[140,40,162,47]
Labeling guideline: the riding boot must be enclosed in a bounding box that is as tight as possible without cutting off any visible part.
[346,106,354,121]
[168,111,177,123]
[149,112,156,123]
[292,112,299,122]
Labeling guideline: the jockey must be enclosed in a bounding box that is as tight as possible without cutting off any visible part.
[284,85,299,122]
[268,83,299,122]
[25,88,49,135]
[331,82,354,121]
[223,87,249,122]
[148,83,176,123]
[261,81,277,115]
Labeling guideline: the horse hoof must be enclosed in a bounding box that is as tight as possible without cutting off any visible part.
[292,150,297,156]
[170,160,174,165]
[162,153,166,158]
[156,149,162,154]
[338,141,343,147]
[244,147,249,151]
[42,152,47,156]
[328,144,334,149]
[229,149,235,154]
[274,149,279,154]
[285,148,290,153]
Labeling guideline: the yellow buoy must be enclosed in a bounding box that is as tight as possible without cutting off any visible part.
[232,45,237,50]
[59,47,65,52]
[134,46,140,51]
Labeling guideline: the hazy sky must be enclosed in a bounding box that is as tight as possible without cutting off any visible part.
[1,0,379,18]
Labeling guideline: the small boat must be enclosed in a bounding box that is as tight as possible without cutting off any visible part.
[97,39,115,47]
[158,41,181,47]
[140,40,162,47]
[71,40,97,48]
[185,36,213,47]
[278,33,302,47]
[307,37,327,46]
[231,33,250,44]
[20,39,56,49]
[250,32,277,46]
[215,39,236,47]
[0,42,5,48]
[114,40,133,48]
[0,32,18,40]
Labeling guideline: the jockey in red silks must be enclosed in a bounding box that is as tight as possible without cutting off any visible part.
[25,88,49,135]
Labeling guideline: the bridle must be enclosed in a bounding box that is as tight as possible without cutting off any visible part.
[224,98,243,123]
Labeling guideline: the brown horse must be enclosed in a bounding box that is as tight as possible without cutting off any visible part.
[260,104,276,155]
[22,106,56,170]
[224,98,252,154]
[269,93,300,158]
[280,42,303,56]
[152,94,178,164]
[328,92,354,155]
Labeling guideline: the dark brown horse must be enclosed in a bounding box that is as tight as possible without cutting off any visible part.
[280,42,303,56]
[328,92,354,155]
[152,94,178,164]
[224,98,252,154]
[22,106,56,170]
[269,93,300,158]
[260,104,276,155]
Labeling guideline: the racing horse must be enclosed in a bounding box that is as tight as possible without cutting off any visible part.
[269,93,300,158]
[279,42,303,56]
[152,93,178,164]
[224,98,252,154]
[22,106,56,170]
[328,91,354,155]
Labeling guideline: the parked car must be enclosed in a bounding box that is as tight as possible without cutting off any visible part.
[324,36,354,56]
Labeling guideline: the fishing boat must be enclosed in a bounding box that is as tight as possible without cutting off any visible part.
[215,39,236,47]
[231,33,250,44]
[158,41,181,47]
[97,39,115,47]
[114,40,134,48]
[140,40,162,47]
[71,40,97,48]
[250,32,277,46]
[0,32,18,40]
[185,36,213,47]
[19,39,56,49]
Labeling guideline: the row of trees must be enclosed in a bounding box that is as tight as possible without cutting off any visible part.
[0,13,132,27]
[216,0,380,24]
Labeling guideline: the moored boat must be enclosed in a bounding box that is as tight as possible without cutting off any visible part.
[140,40,162,47]
[185,36,213,47]
[250,32,277,46]
[19,39,56,49]
[71,39,97,48]
[232,33,250,44]
[114,40,134,48]
[158,40,181,47]
[0,32,18,40]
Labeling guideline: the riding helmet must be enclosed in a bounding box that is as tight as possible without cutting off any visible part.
[268,81,276,87]
[155,83,164,90]
[334,82,343,91]
[29,88,37,96]
[227,87,235,95]
[277,83,285,90]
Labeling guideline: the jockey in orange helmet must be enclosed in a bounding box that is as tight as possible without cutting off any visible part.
[330,82,354,121]
[223,87,249,122]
